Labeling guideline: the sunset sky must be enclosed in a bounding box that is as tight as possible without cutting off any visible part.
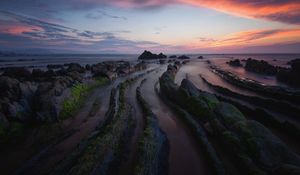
[0,0,300,54]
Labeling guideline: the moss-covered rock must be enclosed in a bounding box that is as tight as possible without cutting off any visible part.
[159,64,300,174]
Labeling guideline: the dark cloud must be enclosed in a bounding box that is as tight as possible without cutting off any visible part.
[0,11,168,53]
[256,12,300,25]
[1,0,299,24]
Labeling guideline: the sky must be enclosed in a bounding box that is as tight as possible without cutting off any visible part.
[0,0,300,54]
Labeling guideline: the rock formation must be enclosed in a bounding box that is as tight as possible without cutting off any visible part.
[138,50,167,60]
[245,58,277,75]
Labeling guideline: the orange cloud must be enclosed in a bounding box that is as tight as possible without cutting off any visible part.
[0,21,42,35]
[179,0,300,24]
[183,28,300,50]
[215,28,300,46]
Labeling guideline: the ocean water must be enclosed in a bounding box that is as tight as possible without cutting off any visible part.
[0,54,139,69]
[1,53,299,68]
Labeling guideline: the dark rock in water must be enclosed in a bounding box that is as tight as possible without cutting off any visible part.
[159,59,166,64]
[2,67,31,81]
[277,59,300,87]
[206,60,211,64]
[66,63,85,73]
[158,52,167,59]
[47,64,64,69]
[226,59,242,67]
[174,61,181,66]
[44,69,56,79]
[182,60,189,64]
[55,68,68,76]
[198,56,203,59]
[85,64,91,70]
[288,58,300,73]
[177,55,190,59]
[31,69,45,81]
[245,58,277,75]
[169,55,177,58]
[66,71,83,82]
[138,50,167,60]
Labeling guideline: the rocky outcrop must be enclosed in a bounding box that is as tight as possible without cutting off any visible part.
[0,76,36,122]
[0,60,146,129]
[226,59,242,67]
[277,59,300,87]
[91,61,146,80]
[169,55,177,58]
[198,56,203,59]
[47,64,64,69]
[2,67,32,81]
[66,63,85,73]
[211,66,300,104]
[159,64,300,174]
[138,50,167,60]
[245,58,277,75]
[136,84,169,175]
[177,55,190,59]
[33,74,80,122]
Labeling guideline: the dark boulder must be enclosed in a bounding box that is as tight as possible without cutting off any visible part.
[138,50,167,60]
[182,60,189,64]
[66,63,85,73]
[0,76,21,101]
[174,61,181,66]
[33,75,75,122]
[44,69,57,79]
[85,64,91,70]
[198,56,203,59]
[159,59,166,64]
[177,55,190,59]
[0,76,36,122]
[2,67,31,81]
[227,59,242,67]
[66,71,83,82]
[288,58,300,73]
[277,59,300,87]
[32,69,45,81]
[158,53,167,59]
[55,68,68,76]
[47,64,64,69]
[245,58,277,75]
[169,55,177,58]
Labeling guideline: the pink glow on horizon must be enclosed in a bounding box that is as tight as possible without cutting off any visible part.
[0,23,42,35]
